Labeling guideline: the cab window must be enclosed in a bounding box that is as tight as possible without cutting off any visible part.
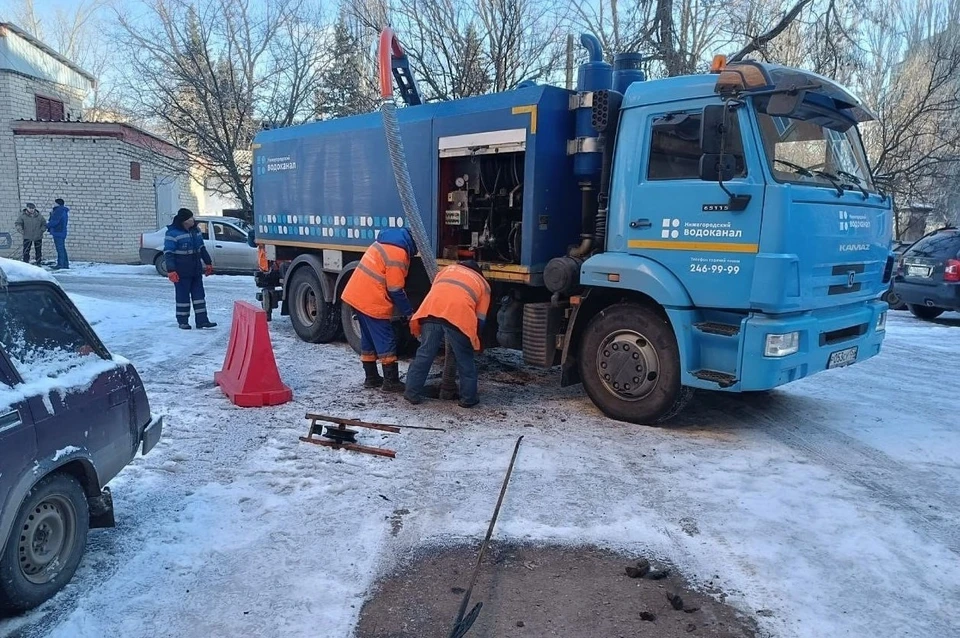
[0,287,99,384]
[647,111,746,181]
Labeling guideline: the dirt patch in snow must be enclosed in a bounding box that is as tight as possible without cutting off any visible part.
[355,544,760,638]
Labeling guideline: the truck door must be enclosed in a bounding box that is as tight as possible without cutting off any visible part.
[619,104,765,309]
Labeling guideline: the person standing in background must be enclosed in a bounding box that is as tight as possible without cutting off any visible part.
[15,203,45,265]
[164,208,217,330]
[47,198,70,270]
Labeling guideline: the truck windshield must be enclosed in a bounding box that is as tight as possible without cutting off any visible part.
[755,106,875,192]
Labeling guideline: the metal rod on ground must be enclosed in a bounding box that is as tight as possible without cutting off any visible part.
[447,436,524,638]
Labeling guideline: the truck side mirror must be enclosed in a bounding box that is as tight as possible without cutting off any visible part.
[700,104,728,154]
[699,154,738,182]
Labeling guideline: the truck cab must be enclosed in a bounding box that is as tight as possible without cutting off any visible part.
[0,259,162,612]
[566,61,891,422]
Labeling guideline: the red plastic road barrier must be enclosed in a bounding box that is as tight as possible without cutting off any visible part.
[215,301,292,407]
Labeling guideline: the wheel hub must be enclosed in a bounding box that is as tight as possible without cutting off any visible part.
[19,498,75,585]
[596,330,660,401]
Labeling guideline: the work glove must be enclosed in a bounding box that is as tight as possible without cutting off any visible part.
[204,264,214,276]
[168,271,180,284]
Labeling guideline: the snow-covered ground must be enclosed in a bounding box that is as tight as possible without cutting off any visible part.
[2,264,959,638]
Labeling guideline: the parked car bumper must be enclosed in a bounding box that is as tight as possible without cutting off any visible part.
[892,279,960,311]
[139,247,161,266]
[141,415,163,455]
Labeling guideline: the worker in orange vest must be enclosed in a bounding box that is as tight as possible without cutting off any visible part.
[404,260,490,408]
[340,227,416,392]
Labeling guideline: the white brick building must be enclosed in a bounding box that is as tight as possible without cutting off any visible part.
[0,22,196,263]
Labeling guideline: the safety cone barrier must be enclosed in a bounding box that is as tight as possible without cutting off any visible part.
[215,301,292,407]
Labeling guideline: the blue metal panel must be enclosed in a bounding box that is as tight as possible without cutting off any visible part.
[621,75,716,111]
[253,84,581,273]
[580,252,694,308]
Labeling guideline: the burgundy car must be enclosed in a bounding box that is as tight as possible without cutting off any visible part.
[0,259,161,613]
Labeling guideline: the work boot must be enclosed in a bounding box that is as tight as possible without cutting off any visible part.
[196,320,218,329]
[381,362,405,393]
[178,323,192,330]
[363,361,383,389]
[458,397,479,409]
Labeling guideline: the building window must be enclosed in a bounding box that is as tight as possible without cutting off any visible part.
[35,96,66,121]
[130,162,141,180]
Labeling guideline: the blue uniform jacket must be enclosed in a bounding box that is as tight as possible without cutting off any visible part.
[47,205,69,238]
[164,223,212,277]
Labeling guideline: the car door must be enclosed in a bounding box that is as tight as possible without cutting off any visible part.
[0,348,37,524]
[0,283,135,481]
[212,221,254,272]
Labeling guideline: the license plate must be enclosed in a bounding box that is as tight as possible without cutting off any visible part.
[827,346,858,369]
[907,265,931,278]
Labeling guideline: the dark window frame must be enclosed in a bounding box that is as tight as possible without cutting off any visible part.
[35,95,66,121]
[646,109,748,182]
[0,282,110,387]
[130,162,141,181]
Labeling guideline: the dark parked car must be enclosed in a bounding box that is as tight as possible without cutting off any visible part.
[0,259,162,612]
[892,227,960,321]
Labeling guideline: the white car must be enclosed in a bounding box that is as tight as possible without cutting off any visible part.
[139,216,258,276]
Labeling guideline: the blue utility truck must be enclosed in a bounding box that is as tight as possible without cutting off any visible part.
[251,33,893,424]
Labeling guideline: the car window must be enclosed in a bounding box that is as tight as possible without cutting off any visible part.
[0,287,100,384]
[214,223,247,243]
[904,230,960,260]
[196,221,209,238]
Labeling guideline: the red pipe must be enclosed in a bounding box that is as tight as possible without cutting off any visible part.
[378,28,405,99]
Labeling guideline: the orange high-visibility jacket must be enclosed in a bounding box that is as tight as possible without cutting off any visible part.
[411,264,491,351]
[341,241,411,319]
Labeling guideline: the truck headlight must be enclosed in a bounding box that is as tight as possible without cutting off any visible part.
[877,311,886,332]
[764,332,799,357]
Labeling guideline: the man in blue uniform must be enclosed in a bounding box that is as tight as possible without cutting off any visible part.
[164,208,217,330]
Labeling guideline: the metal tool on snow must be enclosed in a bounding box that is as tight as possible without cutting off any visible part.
[299,413,445,458]
[447,436,524,638]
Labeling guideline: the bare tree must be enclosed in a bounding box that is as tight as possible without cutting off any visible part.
[860,0,960,237]
[112,0,329,211]
[351,0,565,101]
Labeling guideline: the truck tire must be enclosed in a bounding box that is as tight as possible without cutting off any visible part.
[908,304,945,321]
[341,301,363,354]
[0,473,90,613]
[288,266,341,343]
[154,253,168,277]
[579,303,693,425]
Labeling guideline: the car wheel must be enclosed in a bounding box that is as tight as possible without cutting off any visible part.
[908,304,945,321]
[154,254,168,277]
[288,266,340,343]
[881,286,906,311]
[0,474,89,613]
[578,303,693,425]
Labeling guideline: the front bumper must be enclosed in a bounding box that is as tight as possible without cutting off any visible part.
[892,279,960,311]
[737,300,887,391]
[141,415,163,455]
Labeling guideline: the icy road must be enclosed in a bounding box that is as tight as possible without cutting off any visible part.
[1,264,959,638]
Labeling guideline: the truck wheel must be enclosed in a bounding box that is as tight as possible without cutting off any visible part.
[579,303,693,425]
[908,304,945,321]
[341,301,363,354]
[288,267,340,343]
[0,474,89,613]
[154,254,168,277]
